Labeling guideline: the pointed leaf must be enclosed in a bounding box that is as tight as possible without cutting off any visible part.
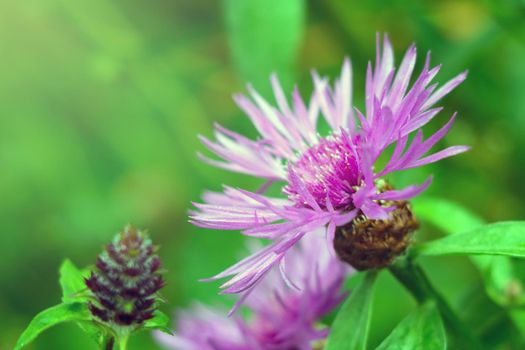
[413,197,490,270]
[14,302,92,350]
[376,302,446,350]
[59,259,90,302]
[413,197,483,233]
[59,260,105,343]
[415,221,525,257]
[77,321,105,346]
[144,310,173,335]
[414,199,524,305]
[326,271,378,350]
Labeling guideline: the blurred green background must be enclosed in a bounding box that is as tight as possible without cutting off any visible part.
[1,0,525,349]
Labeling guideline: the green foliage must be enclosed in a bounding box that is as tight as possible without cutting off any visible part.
[414,198,511,302]
[225,0,305,94]
[59,259,105,344]
[59,259,91,303]
[376,302,446,350]
[14,302,92,350]
[413,197,484,234]
[16,258,170,349]
[326,271,378,350]
[14,260,103,349]
[143,310,172,335]
[415,198,525,343]
[415,221,525,258]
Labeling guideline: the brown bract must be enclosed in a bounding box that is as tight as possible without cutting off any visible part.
[333,200,419,271]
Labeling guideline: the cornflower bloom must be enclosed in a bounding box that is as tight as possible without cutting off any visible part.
[155,231,347,350]
[155,304,255,350]
[191,34,468,298]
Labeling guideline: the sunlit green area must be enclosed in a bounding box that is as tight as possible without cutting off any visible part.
[1,0,525,349]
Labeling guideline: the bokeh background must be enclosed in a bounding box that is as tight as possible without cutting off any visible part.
[1,0,525,348]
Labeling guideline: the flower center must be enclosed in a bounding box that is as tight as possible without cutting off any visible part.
[284,135,360,210]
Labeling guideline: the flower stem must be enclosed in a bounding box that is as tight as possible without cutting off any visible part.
[389,257,485,350]
[103,336,114,350]
[117,330,130,350]
[119,336,128,350]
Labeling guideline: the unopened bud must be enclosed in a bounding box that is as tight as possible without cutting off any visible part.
[86,225,164,327]
[333,200,418,270]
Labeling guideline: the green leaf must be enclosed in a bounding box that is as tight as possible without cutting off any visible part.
[415,221,525,258]
[510,309,525,337]
[413,197,484,234]
[59,260,106,344]
[77,321,105,345]
[414,197,491,276]
[326,271,378,350]
[59,259,90,302]
[376,302,446,350]
[14,302,92,350]
[224,0,305,95]
[413,196,491,266]
[144,310,173,335]
[414,199,525,306]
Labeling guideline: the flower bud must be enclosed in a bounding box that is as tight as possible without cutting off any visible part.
[333,200,418,270]
[86,225,164,327]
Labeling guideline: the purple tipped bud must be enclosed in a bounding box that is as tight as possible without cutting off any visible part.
[88,304,109,322]
[86,225,165,327]
[150,257,161,273]
[135,298,155,311]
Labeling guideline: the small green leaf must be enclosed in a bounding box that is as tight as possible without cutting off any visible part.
[59,260,105,344]
[14,302,92,350]
[59,259,90,302]
[326,271,378,350]
[376,302,446,350]
[415,221,525,258]
[144,310,173,335]
[77,321,106,345]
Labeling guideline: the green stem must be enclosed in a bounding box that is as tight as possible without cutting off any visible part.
[103,336,114,350]
[389,257,485,350]
[118,333,129,350]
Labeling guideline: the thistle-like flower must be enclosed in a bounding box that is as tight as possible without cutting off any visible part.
[191,34,468,298]
[155,232,347,350]
[156,304,255,350]
[244,230,347,348]
[85,225,164,327]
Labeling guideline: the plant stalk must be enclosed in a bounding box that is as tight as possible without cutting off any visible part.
[103,336,115,350]
[117,331,130,350]
[389,257,485,350]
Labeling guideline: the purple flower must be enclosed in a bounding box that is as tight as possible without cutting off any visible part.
[191,34,468,297]
[155,304,256,350]
[155,232,347,350]
[245,230,348,349]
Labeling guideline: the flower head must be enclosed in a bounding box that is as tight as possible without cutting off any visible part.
[192,34,468,297]
[155,304,255,350]
[86,225,164,327]
[246,230,347,348]
[155,232,347,350]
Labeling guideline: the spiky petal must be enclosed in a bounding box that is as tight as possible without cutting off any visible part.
[155,232,347,350]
